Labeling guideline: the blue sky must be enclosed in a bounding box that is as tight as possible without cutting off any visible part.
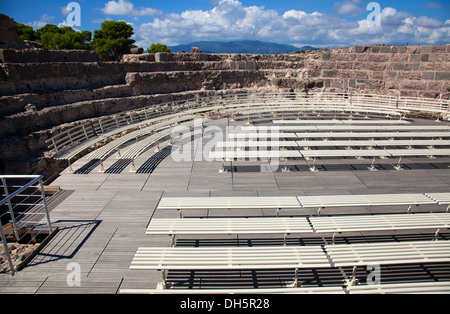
[1,0,449,48]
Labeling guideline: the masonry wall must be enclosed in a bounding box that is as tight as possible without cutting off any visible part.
[317,45,450,98]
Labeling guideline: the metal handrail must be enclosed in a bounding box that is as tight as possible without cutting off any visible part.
[1,175,53,275]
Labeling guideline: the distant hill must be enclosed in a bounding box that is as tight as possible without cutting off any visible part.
[169,40,319,54]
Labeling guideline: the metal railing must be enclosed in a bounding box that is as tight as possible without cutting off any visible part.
[46,91,450,158]
[0,175,53,275]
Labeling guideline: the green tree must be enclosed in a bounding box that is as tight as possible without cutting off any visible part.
[147,43,171,53]
[16,23,37,41]
[93,21,135,61]
[35,24,92,50]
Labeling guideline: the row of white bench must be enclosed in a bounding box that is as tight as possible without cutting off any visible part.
[157,192,450,216]
[209,148,450,172]
[121,240,450,294]
[228,131,450,139]
[128,240,450,271]
[273,119,412,125]
[120,281,450,294]
[122,192,450,294]
[242,125,450,132]
[146,213,450,237]
[217,139,450,149]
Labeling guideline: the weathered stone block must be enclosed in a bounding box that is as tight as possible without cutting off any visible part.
[0,49,18,63]
[393,63,404,70]
[422,71,435,80]
[367,54,389,62]
[432,45,446,53]
[321,69,334,77]
[420,45,433,53]
[155,52,169,62]
[321,51,331,61]
[436,72,450,80]
[400,80,428,90]
[407,46,420,54]
[380,46,391,53]
[421,54,429,62]
[409,54,421,62]
[354,46,370,53]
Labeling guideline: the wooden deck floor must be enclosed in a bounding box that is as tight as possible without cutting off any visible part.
[1,116,450,293]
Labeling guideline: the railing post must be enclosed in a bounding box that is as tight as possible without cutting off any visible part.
[1,178,20,241]
[0,219,15,275]
[38,178,53,233]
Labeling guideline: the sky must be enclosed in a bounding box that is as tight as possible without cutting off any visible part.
[1,0,449,48]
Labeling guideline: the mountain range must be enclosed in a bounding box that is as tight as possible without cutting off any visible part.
[169,40,319,54]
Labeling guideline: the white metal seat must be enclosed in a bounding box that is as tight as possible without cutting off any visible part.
[300,149,391,158]
[386,148,450,157]
[425,192,450,212]
[297,193,436,209]
[309,212,450,233]
[325,240,450,267]
[157,196,302,210]
[243,125,450,132]
[130,245,330,270]
[273,119,411,125]
[216,141,300,148]
[120,286,346,294]
[346,281,450,294]
[209,150,302,160]
[146,217,313,235]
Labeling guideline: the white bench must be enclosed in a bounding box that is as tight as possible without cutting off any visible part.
[273,119,411,125]
[216,141,300,148]
[209,150,302,160]
[147,217,313,235]
[157,196,302,217]
[229,131,450,141]
[325,240,450,267]
[120,286,346,294]
[130,245,330,270]
[384,148,450,170]
[310,212,450,235]
[297,193,437,215]
[147,217,313,245]
[148,212,450,245]
[425,192,450,212]
[157,193,442,217]
[346,281,450,294]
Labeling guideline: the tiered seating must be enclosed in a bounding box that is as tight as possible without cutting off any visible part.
[120,191,450,294]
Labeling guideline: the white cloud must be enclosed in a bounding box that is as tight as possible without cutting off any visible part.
[132,0,450,48]
[334,0,365,17]
[28,14,55,29]
[101,0,162,17]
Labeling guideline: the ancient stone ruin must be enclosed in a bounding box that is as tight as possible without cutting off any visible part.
[0,14,449,177]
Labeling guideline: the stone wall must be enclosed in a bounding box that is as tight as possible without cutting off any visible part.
[316,45,450,98]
